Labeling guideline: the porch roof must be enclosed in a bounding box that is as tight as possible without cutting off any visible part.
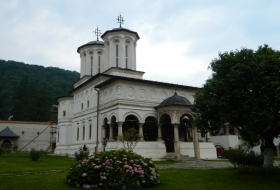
[0,127,19,138]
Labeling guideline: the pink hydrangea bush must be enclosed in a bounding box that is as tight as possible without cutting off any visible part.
[67,149,160,189]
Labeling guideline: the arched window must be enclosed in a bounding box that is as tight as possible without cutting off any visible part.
[125,45,128,68]
[91,56,93,75]
[98,56,101,73]
[83,125,85,140]
[116,44,119,67]
[77,126,79,141]
[89,123,92,139]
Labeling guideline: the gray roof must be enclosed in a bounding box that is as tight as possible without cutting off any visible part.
[156,92,192,108]
[0,127,19,137]
[101,27,140,39]
[77,40,104,52]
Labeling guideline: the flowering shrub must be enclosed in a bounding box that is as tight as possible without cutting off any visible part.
[67,149,160,189]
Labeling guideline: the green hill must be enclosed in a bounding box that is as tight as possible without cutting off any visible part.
[0,59,79,121]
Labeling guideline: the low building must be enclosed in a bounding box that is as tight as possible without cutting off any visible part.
[0,120,56,152]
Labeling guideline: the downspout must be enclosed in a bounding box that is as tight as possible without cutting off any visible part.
[94,88,99,152]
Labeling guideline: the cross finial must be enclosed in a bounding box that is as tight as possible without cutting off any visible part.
[94,26,102,41]
[117,14,124,28]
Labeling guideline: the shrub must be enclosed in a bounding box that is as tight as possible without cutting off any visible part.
[74,147,90,161]
[30,148,41,161]
[67,149,160,190]
[118,128,140,151]
[0,148,2,156]
[221,149,263,168]
[1,148,12,154]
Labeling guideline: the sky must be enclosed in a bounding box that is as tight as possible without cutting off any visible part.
[1,0,280,88]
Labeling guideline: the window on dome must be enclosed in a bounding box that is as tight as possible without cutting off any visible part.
[91,56,93,75]
[98,56,101,73]
[125,45,128,68]
[116,44,118,67]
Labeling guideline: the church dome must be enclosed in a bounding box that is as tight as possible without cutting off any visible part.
[77,40,104,52]
[101,27,140,39]
[156,92,192,108]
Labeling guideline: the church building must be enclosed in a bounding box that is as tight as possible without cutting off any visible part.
[55,16,217,160]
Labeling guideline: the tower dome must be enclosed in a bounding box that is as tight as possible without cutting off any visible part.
[156,92,192,108]
[101,15,140,71]
[77,27,105,78]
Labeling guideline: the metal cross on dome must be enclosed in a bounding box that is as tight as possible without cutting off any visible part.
[117,14,124,28]
[94,26,102,41]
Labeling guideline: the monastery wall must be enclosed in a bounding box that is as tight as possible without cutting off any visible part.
[0,121,51,151]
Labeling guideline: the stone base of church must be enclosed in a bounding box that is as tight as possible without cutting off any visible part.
[105,141,166,161]
[54,143,99,157]
[199,142,217,159]
[179,142,217,159]
[54,141,217,160]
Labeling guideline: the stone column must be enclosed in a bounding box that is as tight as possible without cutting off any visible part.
[276,146,280,157]
[109,123,114,141]
[157,124,162,141]
[139,123,144,141]
[117,122,123,137]
[225,125,230,135]
[174,124,180,159]
[102,124,106,139]
[193,125,200,159]
[234,127,237,135]
[206,132,211,142]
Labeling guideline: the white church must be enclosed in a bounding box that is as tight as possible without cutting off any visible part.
[54,16,217,160]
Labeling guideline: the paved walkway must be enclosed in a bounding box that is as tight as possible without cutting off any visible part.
[156,160,280,170]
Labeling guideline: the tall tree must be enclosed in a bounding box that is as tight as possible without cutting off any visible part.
[0,59,79,120]
[12,76,36,121]
[192,44,280,167]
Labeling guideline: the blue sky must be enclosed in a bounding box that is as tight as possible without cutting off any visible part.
[1,0,280,87]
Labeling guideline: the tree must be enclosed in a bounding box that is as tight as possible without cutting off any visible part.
[118,128,140,150]
[192,44,280,167]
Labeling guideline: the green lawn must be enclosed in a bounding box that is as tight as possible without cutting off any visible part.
[0,153,279,190]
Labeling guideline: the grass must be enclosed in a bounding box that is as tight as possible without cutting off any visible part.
[0,152,76,174]
[0,153,279,190]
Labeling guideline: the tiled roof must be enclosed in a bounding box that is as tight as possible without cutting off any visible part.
[0,127,19,137]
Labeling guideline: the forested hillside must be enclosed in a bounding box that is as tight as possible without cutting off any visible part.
[0,59,79,121]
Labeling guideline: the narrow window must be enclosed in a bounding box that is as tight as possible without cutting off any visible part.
[63,110,66,117]
[57,130,59,142]
[89,123,92,139]
[116,44,118,67]
[81,103,83,110]
[91,56,93,75]
[125,45,128,68]
[77,127,79,141]
[98,56,101,73]
[83,125,85,140]
[87,100,90,108]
